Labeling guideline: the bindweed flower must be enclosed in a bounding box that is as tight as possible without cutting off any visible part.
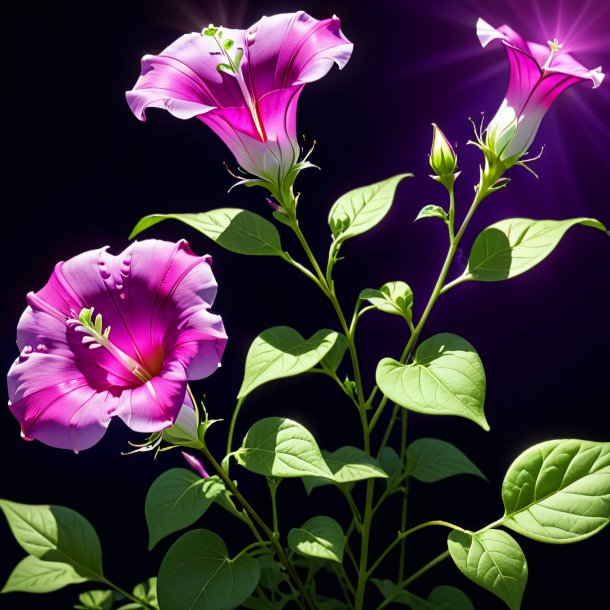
[126,12,353,206]
[7,240,227,453]
[429,123,458,190]
[475,18,604,175]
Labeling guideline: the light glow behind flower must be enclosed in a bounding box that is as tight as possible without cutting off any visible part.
[7,240,227,452]
[477,17,604,165]
[126,11,353,203]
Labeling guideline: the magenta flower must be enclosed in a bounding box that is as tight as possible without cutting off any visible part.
[477,18,604,166]
[7,240,227,453]
[126,11,353,204]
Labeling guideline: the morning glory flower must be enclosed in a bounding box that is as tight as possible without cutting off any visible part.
[7,240,227,453]
[476,18,604,170]
[126,11,353,205]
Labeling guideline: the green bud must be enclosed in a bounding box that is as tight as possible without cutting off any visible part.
[429,123,457,176]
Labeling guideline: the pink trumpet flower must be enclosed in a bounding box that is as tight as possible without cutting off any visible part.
[476,18,604,169]
[7,240,227,453]
[126,11,353,205]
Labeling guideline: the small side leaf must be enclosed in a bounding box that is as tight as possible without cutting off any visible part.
[238,327,340,398]
[360,281,413,322]
[287,516,344,563]
[328,174,411,243]
[236,417,334,479]
[448,529,527,610]
[130,209,287,258]
[415,205,448,222]
[407,438,486,483]
[464,217,606,282]
[376,333,488,430]
[74,589,113,610]
[502,439,610,543]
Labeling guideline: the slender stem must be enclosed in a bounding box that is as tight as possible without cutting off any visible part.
[199,445,314,610]
[226,397,245,457]
[397,410,409,581]
[342,488,363,530]
[366,520,461,579]
[269,478,280,539]
[344,540,360,574]
[101,578,156,610]
[374,551,451,610]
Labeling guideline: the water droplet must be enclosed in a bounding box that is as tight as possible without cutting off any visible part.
[22,345,33,354]
[36,344,47,352]
[119,293,126,300]
[100,269,111,280]
[115,283,123,290]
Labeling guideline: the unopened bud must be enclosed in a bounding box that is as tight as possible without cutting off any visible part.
[429,123,457,177]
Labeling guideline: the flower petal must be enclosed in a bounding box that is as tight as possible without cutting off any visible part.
[247,12,353,92]
[7,352,114,452]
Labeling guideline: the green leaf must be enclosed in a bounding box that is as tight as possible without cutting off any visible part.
[0,500,103,580]
[129,209,287,258]
[145,468,213,549]
[371,579,425,608]
[464,217,606,281]
[378,446,402,489]
[360,281,413,322]
[502,439,610,543]
[236,417,334,479]
[74,589,113,610]
[238,326,340,398]
[319,334,348,373]
[158,530,260,610]
[328,174,411,243]
[407,438,486,483]
[447,529,527,610]
[415,205,448,222]
[303,446,388,494]
[132,577,158,608]
[2,555,86,594]
[287,516,344,563]
[428,586,475,610]
[376,333,488,430]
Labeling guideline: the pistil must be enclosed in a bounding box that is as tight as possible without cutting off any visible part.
[543,38,563,70]
[68,307,153,383]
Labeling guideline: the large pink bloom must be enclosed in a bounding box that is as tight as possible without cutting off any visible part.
[7,240,227,453]
[126,11,353,202]
[477,18,604,163]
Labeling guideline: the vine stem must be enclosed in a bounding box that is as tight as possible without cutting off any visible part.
[198,444,314,610]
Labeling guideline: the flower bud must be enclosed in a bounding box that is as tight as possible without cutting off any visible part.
[429,123,457,177]
[162,403,203,449]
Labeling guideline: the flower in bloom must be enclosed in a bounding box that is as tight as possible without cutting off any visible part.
[7,240,227,453]
[126,11,353,205]
[476,18,604,168]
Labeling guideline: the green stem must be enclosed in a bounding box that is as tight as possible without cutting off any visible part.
[269,478,280,539]
[226,397,245,458]
[397,410,409,581]
[101,578,156,610]
[366,520,461,579]
[199,445,314,610]
[374,551,451,610]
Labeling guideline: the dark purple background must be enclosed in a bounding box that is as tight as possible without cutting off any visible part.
[2,0,609,608]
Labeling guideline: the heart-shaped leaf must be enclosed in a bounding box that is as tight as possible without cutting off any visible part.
[238,327,340,398]
[74,589,113,610]
[158,530,260,610]
[448,529,527,610]
[407,438,486,483]
[130,209,287,258]
[236,417,333,479]
[376,333,488,430]
[502,439,610,543]
[288,516,344,563]
[464,217,606,282]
